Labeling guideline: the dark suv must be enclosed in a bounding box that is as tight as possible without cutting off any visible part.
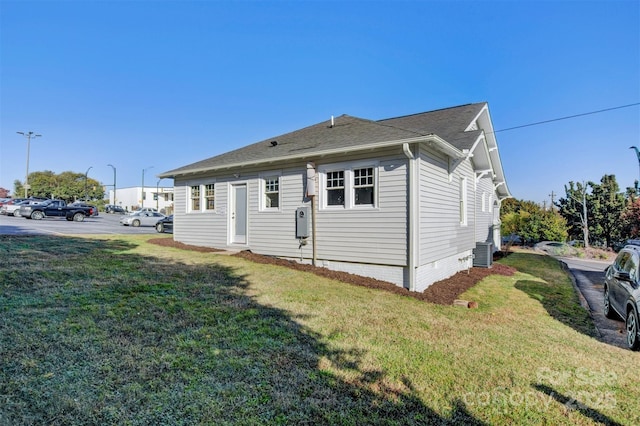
[604,244,640,350]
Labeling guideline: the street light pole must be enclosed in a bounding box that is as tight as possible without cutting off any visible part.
[107,164,117,205]
[156,178,164,210]
[84,166,93,201]
[630,147,640,193]
[17,131,42,197]
[141,166,154,208]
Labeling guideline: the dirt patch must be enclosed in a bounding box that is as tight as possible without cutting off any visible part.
[147,238,516,305]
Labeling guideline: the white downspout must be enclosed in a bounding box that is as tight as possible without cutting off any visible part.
[403,143,418,291]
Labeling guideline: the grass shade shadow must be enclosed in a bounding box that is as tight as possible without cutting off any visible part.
[500,251,596,338]
[1,235,486,425]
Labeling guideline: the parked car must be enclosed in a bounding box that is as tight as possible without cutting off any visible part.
[604,244,640,350]
[120,211,165,227]
[155,215,173,233]
[1,199,40,217]
[68,202,99,217]
[105,204,126,214]
[502,234,522,245]
[20,199,95,221]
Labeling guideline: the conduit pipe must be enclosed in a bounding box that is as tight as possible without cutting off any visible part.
[306,162,317,266]
[403,143,418,291]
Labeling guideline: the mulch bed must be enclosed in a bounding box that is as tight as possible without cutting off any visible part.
[148,238,517,305]
[148,238,226,253]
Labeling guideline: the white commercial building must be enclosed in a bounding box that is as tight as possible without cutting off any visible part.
[107,186,174,214]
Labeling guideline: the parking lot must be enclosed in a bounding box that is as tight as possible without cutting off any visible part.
[0,211,161,236]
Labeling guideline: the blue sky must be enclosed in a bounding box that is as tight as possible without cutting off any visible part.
[1,0,638,205]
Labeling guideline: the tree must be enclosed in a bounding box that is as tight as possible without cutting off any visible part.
[557,181,590,248]
[621,198,640,239]
[557,175,628,248]
[500,198,568,245]
[588,174,625,248]
[13,170,104,202]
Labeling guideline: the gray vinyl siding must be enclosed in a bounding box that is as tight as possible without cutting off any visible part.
[418,145,475,266]
[172,175,232,248]
[173,148,408,267]
[315,156,407,265]
[474,175,495,243]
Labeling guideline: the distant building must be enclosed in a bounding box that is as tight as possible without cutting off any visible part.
[107,186,174,214]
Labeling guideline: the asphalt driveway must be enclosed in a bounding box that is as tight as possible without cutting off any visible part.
[0,212,159,235]
[558,256,628,350]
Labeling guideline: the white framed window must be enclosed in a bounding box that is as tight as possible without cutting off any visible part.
[326,170,345,206]
[459,177,468,226]
[259,173,282,211]
[204,184,215,210]
[481,191,487,212]
[320,162,378,209]
[189,185,201,212]
[265,176,280,209]
[354,167,374,205]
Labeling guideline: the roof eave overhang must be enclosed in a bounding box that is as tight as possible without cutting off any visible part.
[159,134,464,179]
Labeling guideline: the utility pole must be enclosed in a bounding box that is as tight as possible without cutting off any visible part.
[84,166,93,201]
[17,131,42,197]
[549,190,556,210]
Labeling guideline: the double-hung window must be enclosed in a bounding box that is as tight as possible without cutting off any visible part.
[354,167,374,205]
[326,171,345,206]
[190,185,201,211]
[321,163,377,209]
[204,184,215,210]
[264,176,280,209]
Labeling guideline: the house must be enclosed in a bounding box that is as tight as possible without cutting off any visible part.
[158,103,510,292]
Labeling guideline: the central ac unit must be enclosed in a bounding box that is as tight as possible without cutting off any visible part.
[473,242,493,268]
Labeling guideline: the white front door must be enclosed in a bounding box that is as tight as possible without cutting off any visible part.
[231,183,247,244]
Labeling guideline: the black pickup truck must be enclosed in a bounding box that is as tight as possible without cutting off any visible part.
[19,199,95,221]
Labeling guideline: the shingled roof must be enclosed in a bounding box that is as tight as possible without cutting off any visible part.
[159,103,488,178]
[378,102,487,151]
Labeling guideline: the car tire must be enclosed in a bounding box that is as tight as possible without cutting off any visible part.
[72,212,85,222]
[156,223,164,233]
[603,286,617,319]
[626,308,640,351]
[30,211,44,220]
[132,219,141,227]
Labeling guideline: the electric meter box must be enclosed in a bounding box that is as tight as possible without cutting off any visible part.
[296,206,310,238]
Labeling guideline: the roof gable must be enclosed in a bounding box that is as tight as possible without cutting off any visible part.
[377,103,487,151]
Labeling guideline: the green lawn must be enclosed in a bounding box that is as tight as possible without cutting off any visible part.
[0,235,637,425]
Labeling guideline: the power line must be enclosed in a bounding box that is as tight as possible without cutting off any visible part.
[494,102,640,134]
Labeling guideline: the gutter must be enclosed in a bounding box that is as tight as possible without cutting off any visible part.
[403,142,418,292]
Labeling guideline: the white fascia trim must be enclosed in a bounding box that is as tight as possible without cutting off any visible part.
[466,133,485,160]
[162,135,464,179]
[475,169,493,183]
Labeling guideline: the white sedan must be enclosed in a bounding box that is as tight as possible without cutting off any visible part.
[119,211,165,227]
